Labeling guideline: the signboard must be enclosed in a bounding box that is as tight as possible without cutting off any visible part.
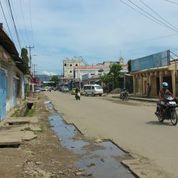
[131,50,170,72]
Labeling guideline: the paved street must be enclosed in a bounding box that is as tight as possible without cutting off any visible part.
[46,91,178,178]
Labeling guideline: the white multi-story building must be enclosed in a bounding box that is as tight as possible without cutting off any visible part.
[74,65,105,80]
[63,56,86,79]
[74,61,115,84]
[74,58,128,84]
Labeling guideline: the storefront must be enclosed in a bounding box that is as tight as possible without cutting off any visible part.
[131,50,178,97]
[131,60,178,97]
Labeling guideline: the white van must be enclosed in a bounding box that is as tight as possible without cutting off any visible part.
[83,84,103,96]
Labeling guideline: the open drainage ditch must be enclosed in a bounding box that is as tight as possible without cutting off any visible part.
[46,101,136,178]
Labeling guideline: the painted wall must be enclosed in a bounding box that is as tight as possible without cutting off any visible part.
[0,68,7,120]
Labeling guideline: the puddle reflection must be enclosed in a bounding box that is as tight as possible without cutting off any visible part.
[46,101,136,178]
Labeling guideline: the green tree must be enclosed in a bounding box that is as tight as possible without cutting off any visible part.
[21,48,29,65]
[127,59,131,73]
[100,73,113,92]
[100,63,122,91]
[50,75,59,86]
[100,73,112,85]
[21,48,30,74]
[109,63,122,88]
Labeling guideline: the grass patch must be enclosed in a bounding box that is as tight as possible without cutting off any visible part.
[11,102,36,117]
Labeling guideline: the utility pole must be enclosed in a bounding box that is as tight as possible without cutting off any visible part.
[26,45,34,96]
[26,45,34,72]
[33,64,37,77]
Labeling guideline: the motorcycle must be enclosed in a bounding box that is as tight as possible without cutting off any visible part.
[155,94,178,125]
[75,92,80,100]
[120,89,129,101]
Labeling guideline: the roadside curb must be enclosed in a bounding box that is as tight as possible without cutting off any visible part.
[111,95,158,103]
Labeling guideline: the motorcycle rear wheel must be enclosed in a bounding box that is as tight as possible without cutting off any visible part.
[170,111,178,126]
[158,116,164,123]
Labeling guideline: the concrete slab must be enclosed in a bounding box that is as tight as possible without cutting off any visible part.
[0,127,37,145]
[21,131,37,141]
[7,117,38,124]
[0,137,21,147]
[0,129,22,147]
[7,120,30,125]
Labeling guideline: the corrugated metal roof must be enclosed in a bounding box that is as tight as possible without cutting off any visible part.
[0,26,27,73]
[0,27,19,60]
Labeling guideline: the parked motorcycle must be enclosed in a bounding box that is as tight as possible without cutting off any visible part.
[155,94,178,125]
[120,89,129,101]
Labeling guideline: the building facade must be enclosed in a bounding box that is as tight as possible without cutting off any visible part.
[131,50,178,97]
[63,56,86,79]
[0,24,25,120]
[74,59,128,87]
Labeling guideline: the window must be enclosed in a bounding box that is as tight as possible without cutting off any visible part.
[75,64,78,66]
[95,85,102,89]
[64,63,67,66]
[70,70,72,73]
[70,64,72,66]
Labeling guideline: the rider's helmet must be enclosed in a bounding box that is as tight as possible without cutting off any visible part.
[161,82,168,89]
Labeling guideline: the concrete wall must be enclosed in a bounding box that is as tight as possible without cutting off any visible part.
[0,53,24,115]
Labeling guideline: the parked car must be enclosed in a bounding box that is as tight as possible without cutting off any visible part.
[40,87,46,91]
[61,86,69,92]
[83,84,103,96]
[34,87,41,93]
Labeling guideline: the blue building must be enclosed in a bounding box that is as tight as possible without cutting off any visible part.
[0,23,26,120]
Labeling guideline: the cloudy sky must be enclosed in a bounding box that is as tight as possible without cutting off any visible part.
[0,0,178,75]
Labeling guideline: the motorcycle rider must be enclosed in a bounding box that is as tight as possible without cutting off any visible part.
[75,87,80,100]
[155,82,173,115]
[120,88,128,100]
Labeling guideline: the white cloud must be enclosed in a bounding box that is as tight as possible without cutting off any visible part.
[1,0,178,74]
[42,71,57,76]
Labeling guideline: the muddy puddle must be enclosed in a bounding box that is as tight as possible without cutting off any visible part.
[46,101,136,178]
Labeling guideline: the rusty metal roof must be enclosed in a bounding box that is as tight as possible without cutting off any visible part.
[0,27,20,60]
[0,27,29,73]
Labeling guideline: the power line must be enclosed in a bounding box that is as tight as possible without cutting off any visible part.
[0,0,13,39]
[139,0,178,31]
[28,0,35,46]
[7,0,21,49]
[120,0,178,32]
[163,0,178,5]
[126,0,178,32]
[10,0,27,47]
[120,0,167,27]
[19,0,31,45]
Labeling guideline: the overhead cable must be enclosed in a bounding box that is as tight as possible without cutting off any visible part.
[120,0,178,32]
[19,0,30,45]
[120,0,168,28]
[0,0,13,39]
[126,0,178,32]
[139,0,178,31]
[10,0,27,47]
[163,0,178,5]
[28,0,35,46]
[7,0,21,49]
